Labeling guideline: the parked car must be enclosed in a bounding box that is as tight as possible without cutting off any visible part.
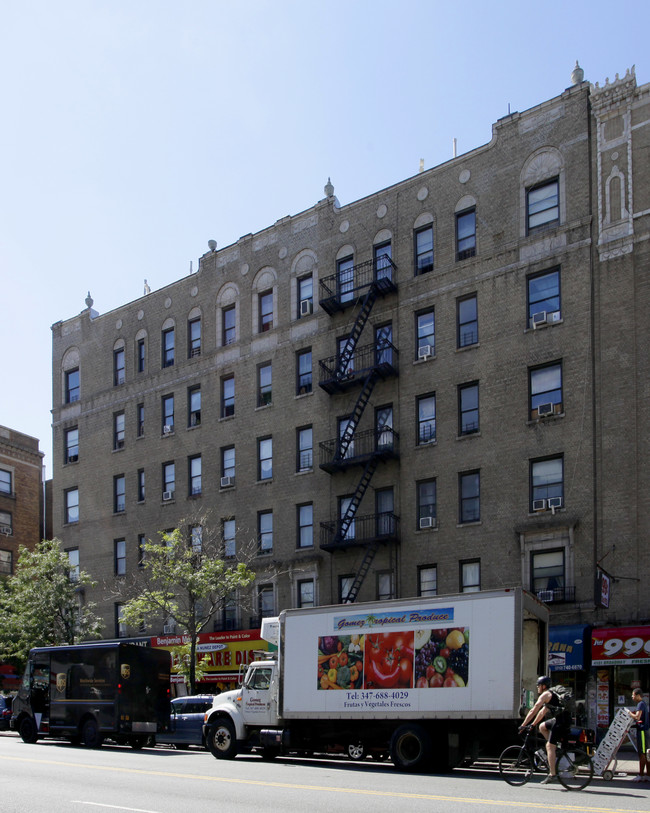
[0,696,12,731]
[156,695,214,749]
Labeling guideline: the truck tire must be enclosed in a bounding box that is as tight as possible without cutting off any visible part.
[206,718,238,760]
[129,736,147,750]
[81,718,104,749]
[390,724,432,772]
[19,716,39,744]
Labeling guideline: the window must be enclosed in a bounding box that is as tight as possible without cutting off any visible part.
[258,510,273,554]
[296,349,312,395]
[221,375,235,418]
[418,479,437,527]
[298,275,313,318]
[162,462,175,498]
[531,549,565,598]
[338,335,355,376]
[457,294,478,348]
[528,268,561,325]
[531,456,564,510]
[296,426,313,472]
[114,348,125,385]
[418,565,437,597]
[65,368,80,403]
[115,604,127,638]
[162,395,174,434]
[530,362,562,419]
[223,305,236,345]
[527,178,559,233]
[375,323,393,366]
[137,338,146,372]
[460,559,481,592]
[339,574,354,603]
[221,446,235,480]
[114,539,126,576]
[456,208,476,260]
[414,225,434,275]
[189,455,202,496]
[137,468,145,502]
[137,403,144,438]
[339,496,355,540]
[259,290,273,332]
[0,511,12,536]
[188,385,201,427]
[298,579,315,608]
[417,394,436,444]
[377,572,394,601]
[459,470,480,523]
[374,240,392,281]
[416,310,435,359]
[258,437,272,481]
[458,382,479,435]
[113,412,125,450]
[0,469,11,494]
[114,475,125,513]
[223,518,236,558]
[190,525,203,552]
[162,327,175,367]
[297,503,313,548]
[67,548,80,582]
[138,534,146,568]
[375,405,393,451]
[259,584,274,618]
[0,549,12,576]
[337,256,354,303]
[65,488,79,524]
[64,428,79,464]
[258,363,272,407]
[376,487,394,537]
[188,317,201,358]
[338,416,355,459]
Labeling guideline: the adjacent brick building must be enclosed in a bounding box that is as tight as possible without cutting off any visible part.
[50,65,650,724]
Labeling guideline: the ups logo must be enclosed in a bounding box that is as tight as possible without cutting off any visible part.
[56,672,67,693]
[121,663,131,680]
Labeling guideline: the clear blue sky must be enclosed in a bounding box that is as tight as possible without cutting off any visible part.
[1,0,648,477]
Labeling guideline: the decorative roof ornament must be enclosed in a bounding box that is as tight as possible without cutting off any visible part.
[144,279,151,295]
[324,177,334,198]
[571,61,584,85]
[85,291,94,309]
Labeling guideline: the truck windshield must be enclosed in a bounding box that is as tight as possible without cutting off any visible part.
[245,667,272,690]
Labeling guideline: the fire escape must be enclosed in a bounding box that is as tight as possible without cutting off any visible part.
[318,257,399,602]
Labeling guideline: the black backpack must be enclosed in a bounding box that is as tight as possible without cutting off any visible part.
[550,684,575,720]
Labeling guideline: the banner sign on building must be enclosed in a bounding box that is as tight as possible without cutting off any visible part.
[592,626,650,666]
[548,624,588,671]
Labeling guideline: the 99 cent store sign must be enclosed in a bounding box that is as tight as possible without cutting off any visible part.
[592,626,650,666]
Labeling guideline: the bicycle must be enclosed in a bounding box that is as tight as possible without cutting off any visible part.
[499,725,594,791]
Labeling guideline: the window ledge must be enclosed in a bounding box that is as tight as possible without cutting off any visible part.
[457,520,482,528]
[416,440,437,449]
[113,511,127,517]
[524,319,563,334]
[527,412,565,426]
[187,423,201,431]
[257,478,274,485]
[295,468,313,476]
[256,403,273,411]
[112,447,125,454]
[413,355,436,365]
[456,342,479,353]
[456,431,481,441]
[295,390,314,399]
[219,414,235,423]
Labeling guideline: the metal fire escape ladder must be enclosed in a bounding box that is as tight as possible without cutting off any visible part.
[336,283,380,378]
[344,543,380,604]
[336,369,379,461]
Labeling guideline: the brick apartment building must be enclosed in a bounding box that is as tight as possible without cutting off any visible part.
[50,65,650,723]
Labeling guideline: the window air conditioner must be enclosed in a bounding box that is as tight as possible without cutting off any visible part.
[532,311,548,328]
[418,345,432,360]
[532,499,547,512]
[162,491,174,501]
[537,402,554,417]
[537,590,554,602]
[163,425,173,435]
[419,516,434,529]
[548,496,563,510]
[550,311,562,323]
[163,624,176,634]
[0,524,12,536]
[300,299,313,316]
[220,476,234,488]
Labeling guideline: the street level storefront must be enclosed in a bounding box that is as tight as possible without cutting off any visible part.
[549,624,590,726]
[151,629,274,692]
[591,625,650,732]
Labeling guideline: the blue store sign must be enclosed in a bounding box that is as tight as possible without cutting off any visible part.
[549,624,589,671]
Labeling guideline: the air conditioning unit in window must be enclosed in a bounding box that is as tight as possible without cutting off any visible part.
[418,345,432,360]
[550,310,562,323]
[537,590,554,603]
[220,476,234,489]
[548,496,563,511]
[162,491,174,501]
[300,299,313,316]
[163,624,176,634]
[419,516,435,529]
[532,311,548,328]
[537,402,554,417]
[532,499,547,512]
[163,425,173,435]
[0,524,12,536]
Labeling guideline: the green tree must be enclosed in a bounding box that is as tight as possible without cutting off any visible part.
[0,538,103,672]
[118,525,256,693]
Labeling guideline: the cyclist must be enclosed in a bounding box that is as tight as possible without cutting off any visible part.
[519,676,571,785]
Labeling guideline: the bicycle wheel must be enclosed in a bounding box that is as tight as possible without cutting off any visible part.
[556,748,594,791]
[499,745,534,786]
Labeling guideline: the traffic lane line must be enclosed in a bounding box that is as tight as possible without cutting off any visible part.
[1,754,648,813]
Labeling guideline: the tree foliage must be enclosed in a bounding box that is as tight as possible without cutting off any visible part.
[0,538,103,672]
[118,524,256,692]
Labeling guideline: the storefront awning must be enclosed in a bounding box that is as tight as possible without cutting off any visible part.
[549,624,589,671]
[592,625,650,666]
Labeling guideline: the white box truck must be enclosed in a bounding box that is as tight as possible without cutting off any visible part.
[203,588,548,771]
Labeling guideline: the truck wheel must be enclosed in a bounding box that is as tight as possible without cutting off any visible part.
[81,718,104,749]
[129,736,147,750]
[390,724,432,772]
[19,716,38,744]
[347,742,365,760]
[206,718,237,760]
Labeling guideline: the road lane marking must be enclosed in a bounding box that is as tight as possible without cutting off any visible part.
[72,804,160,813]
[1,754,648,813]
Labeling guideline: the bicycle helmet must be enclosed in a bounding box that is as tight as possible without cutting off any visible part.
[537,675,551,687]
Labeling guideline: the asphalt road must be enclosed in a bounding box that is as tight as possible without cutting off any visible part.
[0,732,648,813]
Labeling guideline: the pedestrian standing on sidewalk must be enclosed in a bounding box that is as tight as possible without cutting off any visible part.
[628,688,649,782]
